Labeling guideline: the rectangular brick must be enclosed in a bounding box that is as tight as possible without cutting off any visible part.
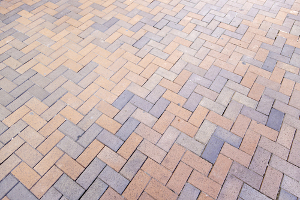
[0,136,24,163]
[249,120,278,141]
[30,166,63,198]
[99,166,129,195]
[182,150,212,176]
[97,146,126,172]
[2,105,30,127]
[239,129,260,155]
[206,111,233,131]
[221,143,252,167]
[56,154,84,180]
[117,132,143,159]
[131,108,157,127]
[153,111,175,134]
[171,117,198,138]
[230,114,251,137]
[138,140,166,163]
[161,143,186,171]
[260,166,283,199]
[209,154,232,185]
[12,162,41,189]
[77,139,104,167]
[76,158,106,189]
[145,179,177,200]
[96,114,122,134]
[142,158,172,185]
[135,123,161,144]
[229,161,263,190]
[123,170,151,200]
[188,170,221,199]
[217,174,243,200]
[34,147,63,174]
[167,162,193,194]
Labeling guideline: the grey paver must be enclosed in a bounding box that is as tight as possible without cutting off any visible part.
[7,183,38,200]
[97,129,124,151]
[77,123,103,148]
[229,162,263,190]
[54,174,85,200]
[99,166,130,194]
[59,121,84,141]
[57,136,84,159]
[80,178,108,200]
[0,174,18,199]
[149,97,170,118]
[115,117,140,140]
[266,108,284,131]
[120,150,147,180]
[183,92,203,112]
[41,187,62,200]
[241,106,268,125]
[239,184,271,200]
[177,133,205,155]
[112,90,135,110]
[76,158,106,189]
[278,189,297,200]
[213,126,242,148]
[178,183,200,200]
[178,80,198,99]
[130,95,153,112]
[249,147,271,176]
[201,136,224,164]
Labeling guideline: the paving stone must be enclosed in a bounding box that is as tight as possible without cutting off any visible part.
[76,158,106,189]
[97,129,123,151]
[256,95,274,115]
[114,103,137,124]
[80,179,108,200]
[41,187,62,200]
[178,183,200,200]
[210,76,228,93]
[229,162,263,190]
[0,174,18,199]
[149,97,170,118]
[77,123,103,148]
[7,183,38,200]
[58,121,84,141]
[266,108,284,131]
[115,117,140,141]
[112,90,135,110]
[290,53,300,68]
[130,95,153,112]
[216,174,241,200]
[278,188,297,200]
[57,136,84,159]
[241,106,268,125]
[54,174,85,200]
[0,89,15,106]
[99,166,129,194]
[269,155,300,181]
[176,133,205,155]
[249,146,271,176]
[201,136,224,164]
[120,150,147,180]
[213,126,242,148]
[239,184,271,200]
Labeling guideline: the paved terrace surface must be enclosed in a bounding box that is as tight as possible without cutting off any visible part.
[0,0,300,199]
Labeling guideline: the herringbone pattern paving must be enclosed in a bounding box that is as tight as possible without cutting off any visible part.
[0,0,300,198]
